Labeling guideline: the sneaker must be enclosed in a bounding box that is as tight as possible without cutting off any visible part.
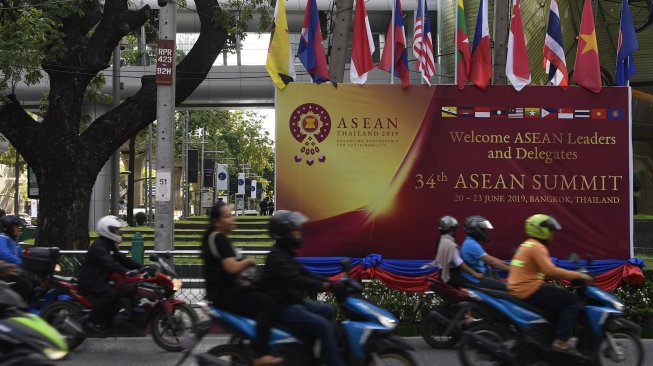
[253,355,283,366]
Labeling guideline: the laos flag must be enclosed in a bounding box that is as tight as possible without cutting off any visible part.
[297,0,330,83]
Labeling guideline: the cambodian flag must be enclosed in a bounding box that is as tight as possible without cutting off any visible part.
[469,0,492,89]
[616,0,638,86]
[543,0,568,88]
[379,0,410,88]
[297,0,330,83]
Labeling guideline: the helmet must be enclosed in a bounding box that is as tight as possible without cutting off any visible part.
[438,215,458,233]
[464,215,493,242]
[525,214,561,242]
[0,215,24,240]
[269,211,309,249]
[97,215,127,243]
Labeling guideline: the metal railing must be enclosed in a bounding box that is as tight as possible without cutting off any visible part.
[57,249,270,304]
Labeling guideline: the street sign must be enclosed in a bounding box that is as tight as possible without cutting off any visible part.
[155,39,175,85]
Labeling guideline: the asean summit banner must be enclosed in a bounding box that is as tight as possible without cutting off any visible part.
[276,84,632,260]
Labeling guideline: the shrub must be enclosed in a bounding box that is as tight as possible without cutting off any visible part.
[134,212,147,226]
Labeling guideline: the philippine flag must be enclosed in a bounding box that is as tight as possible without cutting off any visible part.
[350,0,375,84]
[543,0,568,88]
[506,0,530,91]
[297,0,330,83]
[470,0,492,89]
[380,0,410,88]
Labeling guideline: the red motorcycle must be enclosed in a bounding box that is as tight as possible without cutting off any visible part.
[40,254,197,352]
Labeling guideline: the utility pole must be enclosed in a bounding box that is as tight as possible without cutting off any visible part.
[154,1,177,251]
[14,151,19,214]
[110,45,121,215]
[182,111,189,219]
[492,0,509,85]
[329,0,355,82]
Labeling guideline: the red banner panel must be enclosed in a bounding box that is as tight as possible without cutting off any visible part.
[276,85,632,260]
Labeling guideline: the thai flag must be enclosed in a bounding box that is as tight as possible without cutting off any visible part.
[297,0,330,83]
[413,0,435,85]
[616,0,638,86]
[543,0,568,88]
[350,0,375,84]
[380,0,410,88]
[469,0,492,89]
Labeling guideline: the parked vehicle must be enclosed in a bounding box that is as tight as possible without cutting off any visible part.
[0,281,68,365]
[177,260,417,366]
[40,254,197,352]
[457,256,644,366]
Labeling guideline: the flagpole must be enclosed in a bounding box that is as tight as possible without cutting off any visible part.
[454,0,458,86]
[421,0,426,85]
[390,0,395,84]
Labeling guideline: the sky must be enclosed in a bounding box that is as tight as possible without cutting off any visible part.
[259,109,276,142]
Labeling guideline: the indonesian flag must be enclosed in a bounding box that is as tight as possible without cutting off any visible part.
[543,0,568,88]
[350,0,375,84]
[470,0,492,89]
[573,0,601,93]
[506,0,530,91]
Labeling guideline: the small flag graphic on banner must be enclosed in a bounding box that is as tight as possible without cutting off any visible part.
[608,109,624,119]
[475,107,491,118]
[524,108,541,118]
[508,108,524,118]
[574,109,591,118]
[458,107,475,117]
[441,106,457,117]
[491,108,508,118]
[591,109,607,119]
[541,108,557,118]
[558,108,574,119]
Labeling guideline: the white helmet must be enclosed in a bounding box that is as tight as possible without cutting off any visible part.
[97,215,127,243]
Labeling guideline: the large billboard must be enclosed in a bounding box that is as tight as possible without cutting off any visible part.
[276,84,632,260]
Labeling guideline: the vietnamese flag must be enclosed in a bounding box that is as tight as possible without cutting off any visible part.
[573,0,601,93]
[592,109,607,119]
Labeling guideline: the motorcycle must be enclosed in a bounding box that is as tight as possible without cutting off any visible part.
[176,259,417,366]
[411,276,476,348]
[40,254,197,352]
[0,281,69,365]
[457,256,644,366]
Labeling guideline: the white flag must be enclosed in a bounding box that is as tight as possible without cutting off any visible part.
[237,173,246,195]
[251,180,257,199]
[216,164,229,190]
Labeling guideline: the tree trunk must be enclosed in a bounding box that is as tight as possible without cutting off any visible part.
[127,135,136,226]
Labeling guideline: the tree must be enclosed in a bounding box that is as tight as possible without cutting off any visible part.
[0,0,245,249]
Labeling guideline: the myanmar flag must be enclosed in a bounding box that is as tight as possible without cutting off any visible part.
[456,0,471,89]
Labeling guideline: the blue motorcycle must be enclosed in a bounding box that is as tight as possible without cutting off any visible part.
[457,257,643,366]
[177,261,417,366]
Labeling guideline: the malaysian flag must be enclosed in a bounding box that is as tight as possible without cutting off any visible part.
[543,0,568,88]
[508,108,524,118]
[413,0,435,85]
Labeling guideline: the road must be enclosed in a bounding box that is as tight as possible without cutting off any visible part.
[58,336,653,366]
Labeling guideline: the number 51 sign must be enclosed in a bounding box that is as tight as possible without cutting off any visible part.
[156,171,172,201]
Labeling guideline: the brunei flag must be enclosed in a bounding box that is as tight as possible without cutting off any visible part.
[266,0,296,89]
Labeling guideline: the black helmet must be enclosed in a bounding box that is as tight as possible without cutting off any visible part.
[438,215,458,233]
[0,215,24,240]
[464,215,493,242]
[269,210,309,249]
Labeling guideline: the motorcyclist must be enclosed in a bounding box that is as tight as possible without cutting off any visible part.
[261,210,346,366]
[77,215,142,334]
[0,215,33,301]
[507,214,593,353]
[457,215,509,290]
[421,215,483,283]
[202,201,282,366]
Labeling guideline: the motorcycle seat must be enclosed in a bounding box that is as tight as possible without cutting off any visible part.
[478,288,556,320]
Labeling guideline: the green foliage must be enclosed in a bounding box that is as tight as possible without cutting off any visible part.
[614,270,653,326]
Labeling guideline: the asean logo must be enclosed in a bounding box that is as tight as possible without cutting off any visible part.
[289,103,331,166]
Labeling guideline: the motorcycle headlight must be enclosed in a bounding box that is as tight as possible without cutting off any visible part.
[42,347,67,360]
[172,278,183,292]
[378,315,397,329]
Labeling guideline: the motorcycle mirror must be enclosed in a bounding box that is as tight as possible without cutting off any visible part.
[340,258,351,272]
[586,255,593,268]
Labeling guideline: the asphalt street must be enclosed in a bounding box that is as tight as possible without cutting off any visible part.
[58,336,653,366]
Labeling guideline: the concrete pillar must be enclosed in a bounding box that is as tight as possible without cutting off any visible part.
[86,104,111,232]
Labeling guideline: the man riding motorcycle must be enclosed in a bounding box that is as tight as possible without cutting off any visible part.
[261,210,347,366]
[77,215,142,334]
[457,215,508,290]
[507,214,593,354]
[0,215,34,301]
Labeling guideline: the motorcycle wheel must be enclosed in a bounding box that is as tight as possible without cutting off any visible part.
[150,303,198,352]
[420,307,458,348]
[0,347,57,366]
[595,331,644,366]
[206,344,252,366]
[40,301,86,350]
[366,349,417,366]
[457,324,505,366]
